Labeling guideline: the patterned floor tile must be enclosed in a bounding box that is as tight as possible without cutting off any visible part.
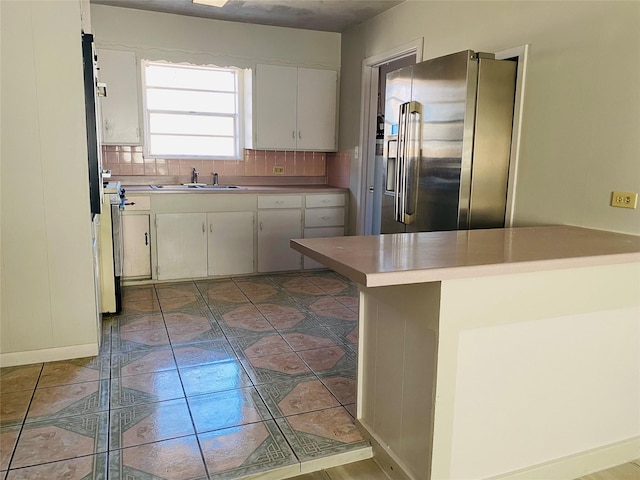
[334,295,359,309]
[109,399,194,450]
[111,370,184,408]
[198,420,298,479]
[215,302,264,319]
[172,341,237,368]
[0,364,42,394]
[167,319,224,346]
[0,391,33,427]
[276,407,368,462]
[159,296,208,312]
[112,327,170,352]
[187,387,271,433]
[111,349,177,378]
[122,285,157,304]
[120,298,161,315]
[216,313,276,338]
[324,323,358,346]
[242,287,287,303]
[0,425,20,471]
[108,436,207,480]
[266,311,323,332]
[297,346,357,376]
[117,313,165,333]
[311,307,359,326]
[11,412,108,469]
[306,297,349,313]
[229,334,294,359]
[256,377,340,418]
[318,371,357,406]
[179,361,253,397]
[254,299,301,317]
[6,452,107,480]
[205,290,251,308]
[344,403,356,418]
[163,308,215,329]
[240,353,314,385]
[155,282,201,300]
[195,278,239,296]
[281,327,343,352]
[305,276,352,295]
[26,380,109,423]
[38,356,110,387]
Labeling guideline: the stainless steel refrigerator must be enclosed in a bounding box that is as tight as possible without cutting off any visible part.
[376,50,517,234]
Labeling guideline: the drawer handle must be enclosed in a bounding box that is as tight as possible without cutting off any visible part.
[322,199,330,203]
[321,216,330,220]
[276,200,284,204]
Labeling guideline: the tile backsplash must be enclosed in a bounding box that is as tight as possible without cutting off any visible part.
[102,146,327,178]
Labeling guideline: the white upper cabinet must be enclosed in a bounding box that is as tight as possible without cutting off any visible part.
[98,49,141,145]
[255,64,337,151]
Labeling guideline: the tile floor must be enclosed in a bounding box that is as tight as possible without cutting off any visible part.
[0,271,368,480]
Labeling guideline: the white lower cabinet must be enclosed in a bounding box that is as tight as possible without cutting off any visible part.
[208,212,255,276]
[303,227,344,270]
[156,213,207,280]
[257,210,302,272]
[122,214,151,278]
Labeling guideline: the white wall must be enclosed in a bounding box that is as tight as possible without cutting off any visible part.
[90,4,340,70]
[340,1,640,235]
[0,0,99,364]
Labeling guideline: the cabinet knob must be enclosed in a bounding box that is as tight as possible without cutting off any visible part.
[292,130,295,139]
[298,130,302,139]
[202,223,205,233]
[259,221,263,231]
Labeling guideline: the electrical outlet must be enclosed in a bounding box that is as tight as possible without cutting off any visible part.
[273,166,284,175]
[611,191,638,209]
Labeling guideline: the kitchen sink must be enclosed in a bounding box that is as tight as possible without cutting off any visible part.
[150,184,246,190]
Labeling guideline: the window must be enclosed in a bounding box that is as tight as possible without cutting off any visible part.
[142,61,246,159]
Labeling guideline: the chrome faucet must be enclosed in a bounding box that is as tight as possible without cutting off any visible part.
[191,168,198,183]
[213,172,219,186]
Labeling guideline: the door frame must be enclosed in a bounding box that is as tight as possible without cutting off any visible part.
[495,44,530,227]
[357,39,424,235]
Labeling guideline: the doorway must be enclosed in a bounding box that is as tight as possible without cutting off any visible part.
[356,40,423,235]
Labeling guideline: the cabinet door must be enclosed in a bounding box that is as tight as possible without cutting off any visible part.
[296,68,337,151]
[257,210,302,272]
[97,49,140,144]
[122,214,151,278]
[303,226,344,270]
[208,212,254,276]
[255,64,297,150]
[156,213,207,280]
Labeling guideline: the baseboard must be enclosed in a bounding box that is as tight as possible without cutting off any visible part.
[485,436,640,480]
[356,419,415,480]
[0,343,99,367]
[357,417,639,480]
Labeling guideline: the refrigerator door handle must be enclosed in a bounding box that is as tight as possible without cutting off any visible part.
[395,101,422,225]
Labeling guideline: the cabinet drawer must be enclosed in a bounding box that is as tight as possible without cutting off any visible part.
[304,208,345,227]
[124,196,151,211]
[258,195,302,209]
[305,193,345,208]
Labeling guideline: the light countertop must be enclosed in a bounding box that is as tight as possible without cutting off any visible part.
[122,184,348,194]
[290,226,640,287]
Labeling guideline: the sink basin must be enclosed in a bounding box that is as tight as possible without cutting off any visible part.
[198,185,247,190]
[150,185,201,190]
[150,184,246,190]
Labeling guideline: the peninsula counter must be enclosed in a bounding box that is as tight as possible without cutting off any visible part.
[290,226,640,480]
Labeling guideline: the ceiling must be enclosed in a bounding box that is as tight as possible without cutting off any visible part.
[90,0,405,32]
